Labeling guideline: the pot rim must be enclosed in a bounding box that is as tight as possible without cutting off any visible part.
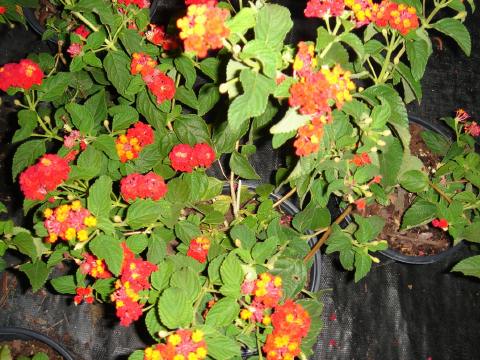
[0,326,75,360]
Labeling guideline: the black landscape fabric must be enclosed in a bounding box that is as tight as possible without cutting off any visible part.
[1,1,480,359]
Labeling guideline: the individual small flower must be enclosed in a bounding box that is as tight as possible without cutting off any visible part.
[74,286,94,305]
[144,329,208,360]
[187,236,211,263]
[120,172,168,202]
[304,0,345,18]
[19,154,71,200]
[67,43,83,57]
[455,109,470,122]
[193,143,216,168]
[169,144,195,172]
[142,68,176,104]
[432,218,449,231]
[464,121,480,137]
[177,3,230,58]
[74,25,90,39]
[80,253,112,279]
[63,130,81,148]
[355,198,366,210]
[0,6,6,14]
[351,152,371,167]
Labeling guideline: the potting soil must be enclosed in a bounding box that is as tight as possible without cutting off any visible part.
[1,1,480,359]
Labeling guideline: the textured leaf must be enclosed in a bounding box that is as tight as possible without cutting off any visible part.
[103,51,133,97]
[401,198,437,230]
[89,235,123,276]
[432,18,471,56]
[399,170,429,193]
[254,4,292,50]
[406,36,431,80]
[452,255,480,278]
[205,297,240,327]
[51,275,76,294]
[158,287,192,329]
[12,110,38,143]
[229,151,260,180]
[88,175,112,217]
[354,249,372,283]
[20,260,50,292]
[270,107,311,134]
[12,140,46,181]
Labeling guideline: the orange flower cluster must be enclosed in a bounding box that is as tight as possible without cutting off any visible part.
[111,243,157,326]
[43,200,97,243]
[371,0,419,35]
[74,286,94,305]
[130,53,176,104]
[351,152,371,167]
[289,43,355,156]
[80,253,112,279]
[304,0,345,18]
[176,3,230,58]
[144,329,208,360]
[263,300,311,360]
[186,236,211,263]
[240,273,283,324]
[115,122,155,162]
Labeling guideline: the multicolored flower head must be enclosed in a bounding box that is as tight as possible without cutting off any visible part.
[80,253,112,279]
[0,59,44,91]
[0,6,6,15]
[187,236,211,263]
[192,143,216,168]
[345,0,374,27]
[67,43,83,57]
[115,122,155,162]
[371,0,419,35]
[292,41,317,78]
[351,152,372,167]
[293,116,328,156]
[19,154,71,200]
[145,24,179,50]
[43,200,97,243]
[177,3,230,58]
[169,143,216,172]
[271,300,311,339]
[432,218,449,231]
[117,0,150,9]
[130,52,157,76]
[304,0,345,18]
[144,329,208,360]
[120,172,168,202]
[142,68,176,104]
[252,273,283,307]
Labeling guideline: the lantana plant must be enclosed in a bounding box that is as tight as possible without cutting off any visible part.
[0,0,477,358]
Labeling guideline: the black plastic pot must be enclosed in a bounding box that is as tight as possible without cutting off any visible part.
[222,183,322,291]
[0,327,74,360]
[23,0,160,44]
[376,115,466,264]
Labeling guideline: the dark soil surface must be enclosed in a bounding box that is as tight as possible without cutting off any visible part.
[363,123,451,257]
[0,339,63,359]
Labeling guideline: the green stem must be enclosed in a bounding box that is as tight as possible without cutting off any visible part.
[72,11,99,32]
[422,0,452,28]
[376,33,402,84]
[256,326,264,360]
[429,181,452,204]
[192,284,210,326]
[273,187,297,209]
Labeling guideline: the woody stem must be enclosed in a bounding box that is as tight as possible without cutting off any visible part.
[273,187,297,208]
[303,205,353,263]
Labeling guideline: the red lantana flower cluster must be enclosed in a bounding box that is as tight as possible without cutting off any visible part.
[169,143,216,172]
[111,243,157,326]
[263,300,311,360]
[120,172,168,202]
[115,122,155,162]
[43,200,97,243]
[186,236,211,263]
[371,0,419,35]
[74,286,94,305]
[0,59,44,91]
[304,0,345,18]
[145,24,179,50]
[117,0,150,9]
[67,25,91,57]
[432,218,449,231]
[144,329,208,360]
[351,152,372,167]
[130,52,176,104]
[0,6,6,14]
[185,0,217,5]
[240,273,283,324]
[177,3,230,58]
[19,154,70,200]
[80,253,112,279]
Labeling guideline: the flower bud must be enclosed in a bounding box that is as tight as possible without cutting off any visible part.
[347,194,354,203]
[364,117,373,125]
[358,87,364,92]
[103,120,109,128]
[234,238,242,248]
[370,146,378,152]
[233,44,241,54]
[113,215,122,223]
[371,256,380,264]
[219,83,229,94]
[67,194,75,200]
[158,331,169,338]
[382,129,391,136]
[382,28,388,37]
[44,115,51,124]
[14,99,22,106]
[334,157,340,163]
[64,124,72,132]
[377,139,386,147]
[364,191,373,198]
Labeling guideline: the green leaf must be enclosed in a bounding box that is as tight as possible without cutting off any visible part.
[85,89,107,125]
[12,232,46,260]
[128,350,145,360]
[401,198,436,230]
[89,235,123,276]
[12,140,46,181]
[199,58,220,82]
[462,222,480,243]
[125,234,148,254]
[326,226,352,253]
[87,175,112,217]
[399,170,429,193]
[92,278,115,297]
[230,224,256,251]
[292,203,331,233]
[175,85,199,110]
[354,249,372,283]
[406,36,431,80]
[228,69,276,131]
[109,105,139,131]
[452,255,480,278]
[254,4,293,50]
[51,275,77,294]
[174,115,210,145]
[272,131,296,149]
[338,32,364,59]
[12,110,38,143]
[226,7,256,37]
[220,253,243,296]
[198,84,220,116]
[205,297,240,327]
[103,51,133,98]
[66,103,95,135]
[175,221,201,244]
[170,268,201,303]
[432,18,471,56]
[136,89,165,128]
[240,40,277,78]
[126,199,164,229]
[145,308,164,340]
[379,138,403,187]
[420,130,450,155]
[354,215,385,243]
[151,260,174,291]
[93,135,119,160]
[38,72,73,102]
[19,260,50,292]
[270,107,311,134]
[174,56,196,89]
[229,151,260,180]
[271,258,307,298]
[147,233,167,264]
[158,287,193,329]
[395,61,422,102]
